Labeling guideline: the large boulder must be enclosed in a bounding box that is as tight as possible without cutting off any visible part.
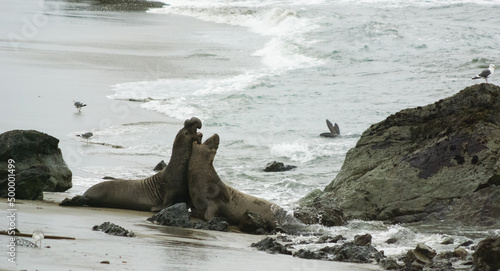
[0,130,72,199]
[473,236,500,271]
[300,84,500,226]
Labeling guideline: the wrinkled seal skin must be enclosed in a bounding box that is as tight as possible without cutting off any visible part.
[188,134,288,230]
[60,117,203,211]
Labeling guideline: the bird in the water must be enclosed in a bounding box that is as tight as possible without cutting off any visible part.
[74,101,87,112]
[32,230,44,248]
[472,64,496,83]
[320,119,340,138]
[77,132,93,142]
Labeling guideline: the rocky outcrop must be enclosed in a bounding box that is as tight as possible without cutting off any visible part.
[294,189,345,226]
[0,130,72,199]
[298,84,500,226]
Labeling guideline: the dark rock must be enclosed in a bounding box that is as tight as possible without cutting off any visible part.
[379,258,401,270]
[298,84,500,226]
[238,211,270,234]
[473,236,500,271]
[415,243,437,261]
[192,217,228,232]
[457,240,474,248]
[403,243,436,268]
[386,237,398,244]
[453,248,468,260]
[85,0,165,12]
[322,242,384,263]
[354,233,372,246]
[251,237,292,255]
[316,234,345,244]
[0,166,50,200]
[263,161,297,172]
[147,202,191,228]
[294,189,345,226]
[153,160,167,171]
[92,222,135,237]
[0,130,72,198]
[441,237,454,245]
[149,203,228,232]
[293,249,326,260]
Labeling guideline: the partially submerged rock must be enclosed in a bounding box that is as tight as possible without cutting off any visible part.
[251,237,292,255]
[0,130,72,200]
[92,222,135,237]
[299,84,500,226]
[263,161,296,172]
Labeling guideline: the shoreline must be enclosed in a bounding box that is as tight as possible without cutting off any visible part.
[0,0,265,176]
[0,194,381,271]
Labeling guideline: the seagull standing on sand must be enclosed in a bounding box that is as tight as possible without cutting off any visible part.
[74,101,87,112]
[472,64,496,83]
[32,230,44,248]
[77,132,93,142]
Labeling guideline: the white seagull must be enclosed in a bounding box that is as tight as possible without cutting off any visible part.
[472,64,496,83]
[74,101,87,112]
[77,132,93,142]
[32,230,44,248]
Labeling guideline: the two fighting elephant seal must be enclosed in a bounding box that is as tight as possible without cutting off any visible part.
[188,134,292,230]
[60,117,203,211]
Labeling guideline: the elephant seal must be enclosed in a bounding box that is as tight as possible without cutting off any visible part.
[188,134,293,230]
[60,117,203,212]
[320,119,340,138]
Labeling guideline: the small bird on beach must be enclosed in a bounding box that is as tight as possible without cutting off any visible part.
[77,132,93,142]
[74,101,87,113]
[472,64,496,83]
[32,230,44,248]
[320,119,340,138]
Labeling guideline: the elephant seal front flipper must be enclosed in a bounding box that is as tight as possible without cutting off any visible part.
[320,119,340,138]
[60,117,203,212]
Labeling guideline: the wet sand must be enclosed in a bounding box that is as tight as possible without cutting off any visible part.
[0,194,381,271]
[0,1,382,270]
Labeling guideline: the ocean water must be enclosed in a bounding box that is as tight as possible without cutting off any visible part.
[73,0,499,259]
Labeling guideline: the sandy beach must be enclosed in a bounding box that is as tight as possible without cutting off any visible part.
[0,193,381,271]
[0,1,383,270]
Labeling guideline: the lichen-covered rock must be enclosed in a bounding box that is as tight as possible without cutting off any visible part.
[294,189,345,226]
[0,130,72,199]
[301,84,500,226]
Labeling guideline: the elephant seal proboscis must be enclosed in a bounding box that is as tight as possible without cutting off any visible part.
[60,117,203,211]
[188,134,297,231]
